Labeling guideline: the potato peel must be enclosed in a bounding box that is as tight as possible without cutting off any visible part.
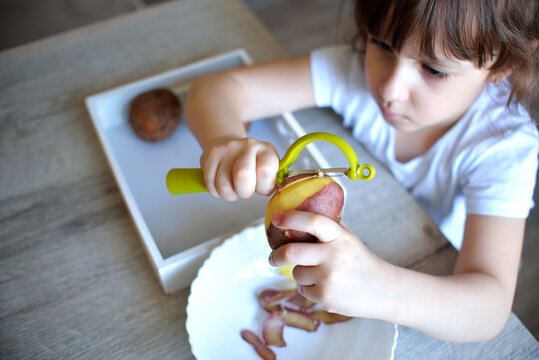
[242,287,352,359]
[310,309,352,324]
[280,309,320,332]
[258,288,316,312]
[241,329,276,360]
[262,309,320,347]
[262,311,287,347]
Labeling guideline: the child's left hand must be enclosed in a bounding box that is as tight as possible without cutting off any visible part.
[268,210,392,319]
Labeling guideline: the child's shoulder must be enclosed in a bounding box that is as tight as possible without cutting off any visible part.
[310,45,370,112]
[311,44,362,74]
[467,81,537,142]
[454,82,538,177]
[312,44,356,59]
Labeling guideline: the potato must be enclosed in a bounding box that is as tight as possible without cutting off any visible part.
[265,174,344,250]
[128,88,182,142]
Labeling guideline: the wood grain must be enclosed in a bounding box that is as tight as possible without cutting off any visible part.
[0,1,284,358]
[0,172,193,359]
[0,0,537,358]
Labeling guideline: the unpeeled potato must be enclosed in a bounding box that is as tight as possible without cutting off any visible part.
[129,88,182,142]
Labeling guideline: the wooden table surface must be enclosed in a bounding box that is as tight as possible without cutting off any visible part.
[0,0,537,358]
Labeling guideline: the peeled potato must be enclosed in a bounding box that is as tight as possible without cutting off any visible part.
[265,175,344,250]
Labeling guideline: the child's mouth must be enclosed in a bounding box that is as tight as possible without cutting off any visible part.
[380,106,407,123]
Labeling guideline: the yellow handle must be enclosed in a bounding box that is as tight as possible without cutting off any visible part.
[276,132,375,185]
[166,132,375,194]
[166,168,207,194]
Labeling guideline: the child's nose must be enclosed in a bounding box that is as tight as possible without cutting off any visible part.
[378,61,411,103]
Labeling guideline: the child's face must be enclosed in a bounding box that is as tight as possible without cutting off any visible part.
[364,34,491,132]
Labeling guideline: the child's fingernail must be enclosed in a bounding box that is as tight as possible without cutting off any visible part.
[272,213,282,226]
[268,253,275,266]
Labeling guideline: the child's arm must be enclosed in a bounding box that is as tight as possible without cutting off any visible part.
[269,210,525,342]
[184,56,315,200]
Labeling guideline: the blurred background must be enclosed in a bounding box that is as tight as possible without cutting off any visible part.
[1,0,537,340]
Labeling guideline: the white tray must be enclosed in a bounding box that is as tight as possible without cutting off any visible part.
[85,49,337,293]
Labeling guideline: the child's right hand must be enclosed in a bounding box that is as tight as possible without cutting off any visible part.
[200,137,280,201]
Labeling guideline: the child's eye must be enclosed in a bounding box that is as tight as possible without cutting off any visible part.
[422,64,449,80]
[369,37,392,52]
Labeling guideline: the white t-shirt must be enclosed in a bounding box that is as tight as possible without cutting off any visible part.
[310,45,538,249]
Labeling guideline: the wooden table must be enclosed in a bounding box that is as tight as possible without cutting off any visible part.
[1,0,537,358]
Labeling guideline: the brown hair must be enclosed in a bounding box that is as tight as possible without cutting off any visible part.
[351,0,538,110]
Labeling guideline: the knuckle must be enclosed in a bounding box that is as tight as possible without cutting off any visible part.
[242,137,259,149]
[309,214,325,230]
[281,244,299,262]
[257,163,276,178]
[213,141,230,152]
[243,137,256,146]
[261,144,279,159]
[233,166,252,182]
[215,179,233,194]
[200,153,213,168]
[202,146,226,166]
[262,140,278,152]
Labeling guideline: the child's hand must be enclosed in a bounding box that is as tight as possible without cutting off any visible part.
[268,210,391,319]
[200,137,280,201]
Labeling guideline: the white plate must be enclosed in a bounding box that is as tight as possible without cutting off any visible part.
[186,223,398,360]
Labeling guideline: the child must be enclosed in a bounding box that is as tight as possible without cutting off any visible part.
[184,0,538,342]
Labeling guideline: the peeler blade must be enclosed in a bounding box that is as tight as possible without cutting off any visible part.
[285,167,349,178]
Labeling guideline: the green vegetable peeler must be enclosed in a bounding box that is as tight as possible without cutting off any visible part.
[166,132,375,194]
